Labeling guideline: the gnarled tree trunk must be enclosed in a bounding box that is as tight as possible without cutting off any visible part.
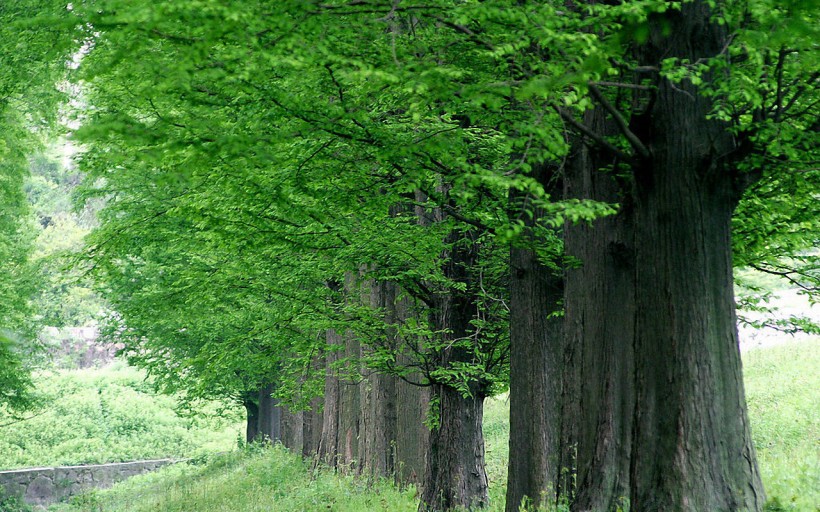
[557,2,766,510]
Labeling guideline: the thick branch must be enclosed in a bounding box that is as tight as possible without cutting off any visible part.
[554,105,631,161]
[588,84,650,159]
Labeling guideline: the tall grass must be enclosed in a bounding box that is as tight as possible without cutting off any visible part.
[49,339,818,511]
[48,446,417,512]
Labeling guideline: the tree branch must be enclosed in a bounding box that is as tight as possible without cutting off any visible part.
[588,84,650,158]
[553,105,631,161]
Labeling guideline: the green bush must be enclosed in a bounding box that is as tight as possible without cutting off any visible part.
[0,362,243,469]
[0,488,33,512]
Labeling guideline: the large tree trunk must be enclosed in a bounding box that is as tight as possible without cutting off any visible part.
[281,406,304,452]
[629,145,763,511]
[304,395,324,458]
[505,163,565,511]
[420,383,488,512]
[625,3,764,510]
[338,338,361,470]
[419,233,489,511]
[558,2,765,510]
[563,127,636,511]
[505,246,563,512]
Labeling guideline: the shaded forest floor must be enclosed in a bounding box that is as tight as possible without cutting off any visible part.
[39,339,819,512]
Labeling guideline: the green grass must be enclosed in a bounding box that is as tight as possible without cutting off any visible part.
[49,339,819,512]
[48,445,417,512]
[743,340,820,511]
[0,362,243,469]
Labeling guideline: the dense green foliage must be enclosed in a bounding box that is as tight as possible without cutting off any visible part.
[0,0,78,412]
[66,0,818,410]
[26,150,106,329]
[49,340,819,511]
[0,363,242,470]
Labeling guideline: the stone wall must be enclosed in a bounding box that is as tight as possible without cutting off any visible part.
[0,459,178,508]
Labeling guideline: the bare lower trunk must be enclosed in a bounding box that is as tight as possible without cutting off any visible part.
[420,384,488,512]
[258,382,282,443]
[561,108,636,511]
[318,330,342,467]
[506,246,564,511]
[419,231,489,511]
[244,397,260,443]
[506,161,565,511]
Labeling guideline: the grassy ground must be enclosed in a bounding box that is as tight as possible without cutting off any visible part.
[48,339,818,511]
[743,341,819,511]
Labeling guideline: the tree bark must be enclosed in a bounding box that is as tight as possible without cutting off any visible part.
[558,2,766,510]
[258,382,282,443]
[243,396,260,443]
[359,279,399,478]
[420,384,488,512]
[505,161,565,511]
[419,232,489,511]
[318,330,342,468]
[563,118,636,510]
[625,4,764,510]
[506,247,564,512]
[281,406,304,453]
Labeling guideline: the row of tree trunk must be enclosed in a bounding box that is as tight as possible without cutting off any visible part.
[242,280,431,490]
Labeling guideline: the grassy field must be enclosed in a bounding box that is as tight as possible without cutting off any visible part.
[0,362,243,470]
[42,339,818,512]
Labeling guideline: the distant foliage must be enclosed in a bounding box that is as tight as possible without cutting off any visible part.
[0,363,242,470]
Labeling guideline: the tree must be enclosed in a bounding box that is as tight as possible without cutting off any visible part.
[521,1,817,510]
[70,1,818,511]
[0,0,76,412]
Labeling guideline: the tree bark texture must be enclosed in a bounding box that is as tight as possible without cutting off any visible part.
[243,396,260,444]
[318,330,342,468]
[257,382,282,443]
[420,233,489,511]
[627,4,764,510]
[558,2,765,510]
[421,383,488,512]
[312,279,429,485]
[505,163,566,511]
[506,245,564,512]
[281,406,304,452]
[359,278,399,479]
[563,109,636,510]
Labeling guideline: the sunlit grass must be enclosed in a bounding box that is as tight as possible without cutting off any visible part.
[743,339,819,511]
[48,446,417,512]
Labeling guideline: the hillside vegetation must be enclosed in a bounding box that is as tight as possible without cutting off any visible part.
[0,363,242,470]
